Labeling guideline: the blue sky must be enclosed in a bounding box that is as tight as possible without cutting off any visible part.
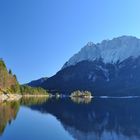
[0,0,140,84]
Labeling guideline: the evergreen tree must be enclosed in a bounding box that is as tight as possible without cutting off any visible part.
[9,69,12,75]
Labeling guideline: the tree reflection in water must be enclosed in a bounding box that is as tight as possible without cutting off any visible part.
[71,97,92,104]
[0,96,49,135]
[0,101,20,135]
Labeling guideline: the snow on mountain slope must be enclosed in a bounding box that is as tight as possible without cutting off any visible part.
[63,36,140,69]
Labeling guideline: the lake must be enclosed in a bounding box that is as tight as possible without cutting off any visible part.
[0,97,140,140]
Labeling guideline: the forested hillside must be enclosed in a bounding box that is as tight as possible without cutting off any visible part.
[0,59,20,94]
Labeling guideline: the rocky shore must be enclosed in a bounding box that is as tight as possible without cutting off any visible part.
[22,94,50,97]
[0,94,51,102]
[0,94,22,102]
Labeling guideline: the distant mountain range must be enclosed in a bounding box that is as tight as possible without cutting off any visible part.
[28,36,140,96]
[27,77,48,87]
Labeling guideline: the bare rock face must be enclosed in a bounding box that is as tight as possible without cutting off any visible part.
[63,36,140,69]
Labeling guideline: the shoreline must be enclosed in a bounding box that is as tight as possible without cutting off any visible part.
[70,95,93,99]
[1,93,139,103]
[0,94,50,102]
[22,94,50,97]
[0,94,22,102]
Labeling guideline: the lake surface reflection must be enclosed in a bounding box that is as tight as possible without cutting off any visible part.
[0,97,140,140]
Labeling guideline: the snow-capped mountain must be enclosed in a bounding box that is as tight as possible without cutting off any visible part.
[63,36,140,69]
[32,36,140,96]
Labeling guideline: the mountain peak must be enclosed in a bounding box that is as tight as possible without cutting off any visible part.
[63,36,140,69]
[86,42,95,46]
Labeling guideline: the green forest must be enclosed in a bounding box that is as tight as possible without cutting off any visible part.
[0,59,49,95]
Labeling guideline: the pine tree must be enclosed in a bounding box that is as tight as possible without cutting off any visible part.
[9,69,12,75]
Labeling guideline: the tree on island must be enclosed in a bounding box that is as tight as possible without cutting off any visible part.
[70,90,92,98]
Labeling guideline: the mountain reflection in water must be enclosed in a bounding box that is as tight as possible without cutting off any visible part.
[0,97,140,140]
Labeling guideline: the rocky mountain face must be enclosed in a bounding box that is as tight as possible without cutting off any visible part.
[33,36,140,96]
[63,36,140,69]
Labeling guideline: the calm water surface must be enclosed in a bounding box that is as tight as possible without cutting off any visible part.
[0,97,140,140]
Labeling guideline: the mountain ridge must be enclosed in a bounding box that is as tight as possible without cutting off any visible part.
[27,77,48,87]
[63,36,140,69]
[29,35,140,96]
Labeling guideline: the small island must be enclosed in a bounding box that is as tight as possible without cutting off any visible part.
[70,90,93,98]
[70,90,93,104]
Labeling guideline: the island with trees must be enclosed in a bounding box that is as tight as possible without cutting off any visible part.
[70,90,93,104]
[70,90,93,98]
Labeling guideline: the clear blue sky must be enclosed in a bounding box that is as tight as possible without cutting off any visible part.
[0,0,140,84]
